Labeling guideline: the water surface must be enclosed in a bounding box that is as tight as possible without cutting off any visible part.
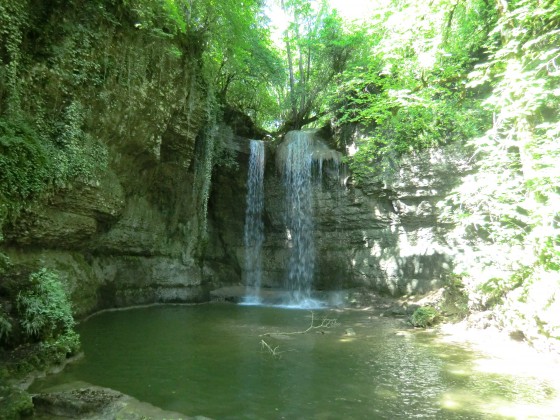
[31,304,559,419]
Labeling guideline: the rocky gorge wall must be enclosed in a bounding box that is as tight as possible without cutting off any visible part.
[208,133,475,296]
[0,0,216,317]
[208,133,560,353]
[3,105,210,318]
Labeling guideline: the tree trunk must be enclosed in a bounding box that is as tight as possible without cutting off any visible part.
[281,0,298,125]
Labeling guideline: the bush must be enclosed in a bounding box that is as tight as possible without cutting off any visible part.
[410,306,441,328]
[16,268,75,341]
[39,330,81,363]
[0,385,33,419]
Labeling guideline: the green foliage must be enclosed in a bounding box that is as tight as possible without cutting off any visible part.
[1,1,113,231]
[410,306,441,328]
[0,385,34,419]
[38,330,81,364]
[212,128,240,171]
[0,117,51,221]
[49,101,109,186]
[332,0,494,181]
[329,0,557,348]
[277,1,366,130]
[477,266,533,309]
[441,273,469,319]
[0,107,108,227]
[16,268,75,341]
[129,0,284,127]
[0,0,28,115]
[443,0,560,310]
[479,278,513,309]
[194,90,219,243]
[197,0,284,126]
[0,252,10,274]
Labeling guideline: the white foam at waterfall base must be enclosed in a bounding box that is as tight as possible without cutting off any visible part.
[274,297,327,310]
[242,140,265,304]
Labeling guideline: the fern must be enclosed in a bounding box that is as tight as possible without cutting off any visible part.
[16,269,75,340]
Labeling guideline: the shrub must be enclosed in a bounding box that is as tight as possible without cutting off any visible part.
[410,306,441,328]
[39,330,81,364]
[441,273,470,320]
[0,385,33,419]
[16,268,75,341]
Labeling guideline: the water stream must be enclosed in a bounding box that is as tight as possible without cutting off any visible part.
[243,140,266,304]
[280,131,316,305]
[275,131,345,307]
[30,304,560,419]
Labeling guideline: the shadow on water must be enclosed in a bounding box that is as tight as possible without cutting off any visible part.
[30,303,560,419]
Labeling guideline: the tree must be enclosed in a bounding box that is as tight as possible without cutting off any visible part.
[457,0,560,272]
[188,0,285,126]
[276,0,363,131]
[332,0,494,180]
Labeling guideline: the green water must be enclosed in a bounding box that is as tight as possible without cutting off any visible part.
[30,303,558,419]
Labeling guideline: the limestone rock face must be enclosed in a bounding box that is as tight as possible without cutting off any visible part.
[208,136,473,296]
[330,143,472,294]
[0,2,209,316]
[0,0,476,312]
[6,171,125,249]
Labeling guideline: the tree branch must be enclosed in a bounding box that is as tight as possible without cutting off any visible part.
[260,311,339,337]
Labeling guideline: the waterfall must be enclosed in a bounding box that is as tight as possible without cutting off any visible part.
[243,140,266,304]
[279,131,316,305]
[240,131,344,307]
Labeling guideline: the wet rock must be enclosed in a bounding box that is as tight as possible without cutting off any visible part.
[32,383,201,420]
[33,387,122,417]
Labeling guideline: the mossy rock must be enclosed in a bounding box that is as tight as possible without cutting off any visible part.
[410,306,441,328]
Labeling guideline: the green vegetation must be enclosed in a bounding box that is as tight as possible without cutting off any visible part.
[275,0,365,131]
[16,268,75,341]
[265,0,557,344]
[0,303,12,342]
[410,306,441,328]
[0,383,33,420]
[434,0,559,343]
[329,0,494,181]
[195,0,284,127]
[1,2,280,399]
[1,267,79,366]
[0,118,50,224]
[440,274,470,320]
[0,266,79,419]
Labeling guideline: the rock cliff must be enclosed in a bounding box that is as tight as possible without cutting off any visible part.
[208,133,474,296]
[1,0,210,317]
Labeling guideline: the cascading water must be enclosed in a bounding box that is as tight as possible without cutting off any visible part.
[239,131,344,307]
[243,140,266,304]
[279,131,316,305]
